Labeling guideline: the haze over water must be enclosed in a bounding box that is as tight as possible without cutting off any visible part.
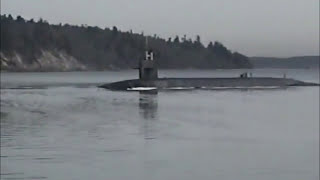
[1,69,319,180]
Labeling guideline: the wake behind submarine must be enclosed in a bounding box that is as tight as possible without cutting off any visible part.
[99,50,319,91]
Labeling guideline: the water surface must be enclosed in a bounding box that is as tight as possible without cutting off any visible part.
[1,69,319,180]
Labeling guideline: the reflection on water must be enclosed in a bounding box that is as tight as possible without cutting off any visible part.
[139,91,158,120]
[139,91,158,140]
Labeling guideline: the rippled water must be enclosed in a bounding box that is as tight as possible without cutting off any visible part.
[1,69,319,180]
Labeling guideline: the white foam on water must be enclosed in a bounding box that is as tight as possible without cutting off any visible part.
[127,86,283,91]
[203,86,282,90]
[248,86,282,89]
[165,87,195,90]
[127,87,157,91]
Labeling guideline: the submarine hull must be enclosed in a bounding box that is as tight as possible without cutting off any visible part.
[99,77,320,91]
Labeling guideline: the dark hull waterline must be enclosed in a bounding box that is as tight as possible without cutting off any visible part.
[98,77,320,91]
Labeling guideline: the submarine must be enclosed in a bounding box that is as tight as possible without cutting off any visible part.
[99,49,319,91]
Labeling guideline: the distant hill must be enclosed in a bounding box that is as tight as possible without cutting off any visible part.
[0,14,252,72]
[251,56,319,69]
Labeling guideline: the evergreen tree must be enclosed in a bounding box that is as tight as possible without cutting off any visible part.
[173,36,180,44]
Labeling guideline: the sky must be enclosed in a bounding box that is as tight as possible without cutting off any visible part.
[1,0,319,57]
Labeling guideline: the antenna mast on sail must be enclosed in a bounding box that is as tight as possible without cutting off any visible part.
[145,36,149,50]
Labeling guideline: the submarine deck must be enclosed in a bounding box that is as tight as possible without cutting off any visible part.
[99,77,319,90]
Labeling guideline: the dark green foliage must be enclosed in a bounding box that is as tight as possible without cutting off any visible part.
[0,14,252,70]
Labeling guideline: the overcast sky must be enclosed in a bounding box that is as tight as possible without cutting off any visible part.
[2,0,319,57]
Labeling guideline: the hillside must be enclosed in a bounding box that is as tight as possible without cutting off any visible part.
[251,56,319,69]
[0,15,252,72]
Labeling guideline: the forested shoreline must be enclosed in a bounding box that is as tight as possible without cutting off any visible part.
[1,14,252,71]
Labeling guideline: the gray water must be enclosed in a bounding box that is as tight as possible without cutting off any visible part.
[1,69,319,180]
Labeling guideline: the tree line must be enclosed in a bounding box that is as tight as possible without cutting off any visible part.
[1,14,252,70]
